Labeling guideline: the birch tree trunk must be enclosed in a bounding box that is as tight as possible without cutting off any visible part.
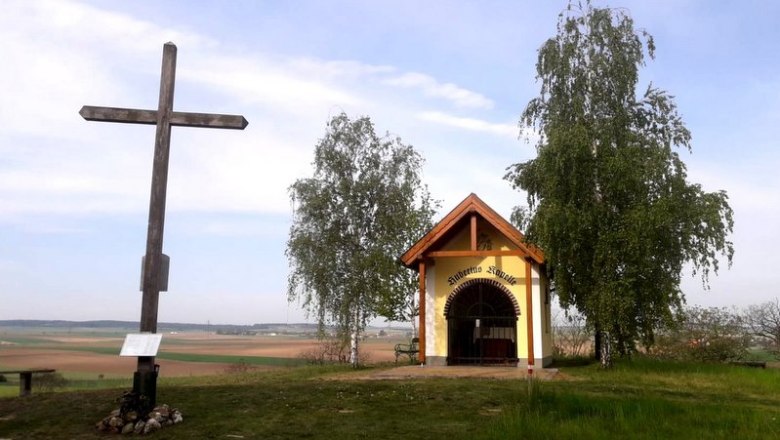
[409,300,418,337]
[594,326,602,361]
[599,331,612,368]
[350,326,359,367]
[350,307,360,368]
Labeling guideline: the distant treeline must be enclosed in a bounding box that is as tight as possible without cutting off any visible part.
[0,320,319,333]
[0,320,411,334]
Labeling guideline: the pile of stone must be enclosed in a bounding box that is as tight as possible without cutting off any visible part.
[96,404,183,435]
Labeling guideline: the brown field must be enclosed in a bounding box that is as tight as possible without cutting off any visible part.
[0,348,235,376]
[159,333,399,361]
[0,332,401,377]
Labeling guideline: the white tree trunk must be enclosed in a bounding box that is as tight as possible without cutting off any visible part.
[350,326,359,367]
[600,331,612,368]
[350,306,360,368]
[409,300,418,337]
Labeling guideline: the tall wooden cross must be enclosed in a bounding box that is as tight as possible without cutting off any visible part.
[80,42,248,409]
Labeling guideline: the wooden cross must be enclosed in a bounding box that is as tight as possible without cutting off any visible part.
[80,42,248,409]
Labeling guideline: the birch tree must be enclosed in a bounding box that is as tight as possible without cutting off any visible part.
[505,1,734,367]
[287,113,436,367]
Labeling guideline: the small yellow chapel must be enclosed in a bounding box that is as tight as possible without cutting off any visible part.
[400,193,553,368]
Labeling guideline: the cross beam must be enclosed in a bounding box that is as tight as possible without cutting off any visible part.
[79,106,248,129]
[80,42,247,412]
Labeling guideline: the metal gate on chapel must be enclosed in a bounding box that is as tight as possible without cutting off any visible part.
[446,280,518,366]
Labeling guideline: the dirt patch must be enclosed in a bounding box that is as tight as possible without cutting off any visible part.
[322,365,567,381]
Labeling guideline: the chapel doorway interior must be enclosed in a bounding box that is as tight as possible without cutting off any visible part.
[446,280,518,366]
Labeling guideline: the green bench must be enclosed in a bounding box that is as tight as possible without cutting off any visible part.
[0,368,56,396]
[394,337,419,364]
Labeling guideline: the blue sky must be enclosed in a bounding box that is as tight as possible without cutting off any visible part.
[1,0,778,325]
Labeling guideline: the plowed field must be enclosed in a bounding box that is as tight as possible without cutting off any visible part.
[0,332,400,377]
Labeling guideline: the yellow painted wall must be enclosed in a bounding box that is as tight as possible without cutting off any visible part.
[430,223,532,360]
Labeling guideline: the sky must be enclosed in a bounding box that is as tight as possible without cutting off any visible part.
[1,0,778,326]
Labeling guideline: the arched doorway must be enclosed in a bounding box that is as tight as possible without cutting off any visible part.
[445,279,519,366]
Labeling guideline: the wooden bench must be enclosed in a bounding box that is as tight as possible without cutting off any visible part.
[0,369,56,396]
[394,337,419,364]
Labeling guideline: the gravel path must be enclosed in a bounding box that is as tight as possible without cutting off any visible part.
[323,365,566,381]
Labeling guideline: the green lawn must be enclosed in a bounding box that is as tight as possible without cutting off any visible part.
[1,359,778,439]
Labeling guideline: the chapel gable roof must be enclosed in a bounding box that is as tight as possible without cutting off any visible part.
[400,193,544,269]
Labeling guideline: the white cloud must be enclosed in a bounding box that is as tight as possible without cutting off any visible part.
[288,58,396,80]
[181,60,362,114]
[418,111,517,137]
[686,160,780,215]
[29,0,215,52]
[384,72,494,109]
[0,0,213,139]
[165,130,313,215]
[0,0,521,221]
[191,218,288,238]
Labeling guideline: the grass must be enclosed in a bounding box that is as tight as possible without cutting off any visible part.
[485,358,780,439]
[0,336,64,345]
[743,348,779,362]
[0,358,778,439]
[487,390,777,439]
[0,371,133,399]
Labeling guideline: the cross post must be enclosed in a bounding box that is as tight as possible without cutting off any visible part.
[80,42,248,412]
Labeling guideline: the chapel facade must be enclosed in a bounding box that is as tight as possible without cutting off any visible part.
[400,193,553,368]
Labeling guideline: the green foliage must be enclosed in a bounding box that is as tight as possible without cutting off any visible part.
[287,113,437,365]
[651,306,750,362]
[505,0,734,359]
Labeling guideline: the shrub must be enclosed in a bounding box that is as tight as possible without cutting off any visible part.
[33,372,69,392]
[225,359,253,374]
[552,312,593,359]
[298,337,349,365]
[298,337,371,366]
[744,299,780,356]
[650,306,750,362]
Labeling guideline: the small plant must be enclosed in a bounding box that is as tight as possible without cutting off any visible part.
[118,390,151,416]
